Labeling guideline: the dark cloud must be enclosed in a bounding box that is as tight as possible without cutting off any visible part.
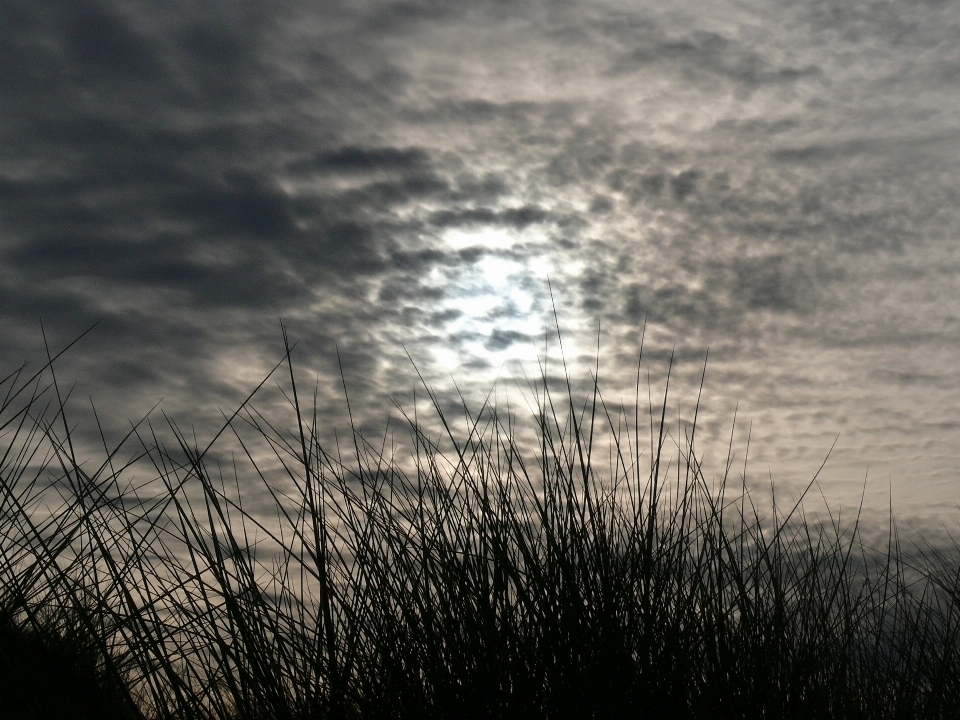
[771,140,879,164]
[399,99,549,126]
[544,133,617,186]
[62,1,166,80]
[290,146,431,175]
[671,170,700,201]
[798,0,954,46]
[172,13,268,105]
[728,254,821,313]
[606,23,821,91]
[315,220,387,274]
[638,173,666,198]
[427,205,551,230]
[450,173,510,203]
[165,173,297,238]
[485,328,531,351]
[361,0,457,32]
[7,233,301,308]
[589,195,614,214]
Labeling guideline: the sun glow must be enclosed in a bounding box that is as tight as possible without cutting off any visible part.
[444,227,517,251]
[428,227,549,371]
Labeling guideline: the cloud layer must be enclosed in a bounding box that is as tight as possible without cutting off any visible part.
[2,0,960,525]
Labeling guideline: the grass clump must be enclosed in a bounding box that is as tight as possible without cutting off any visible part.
[0,600,144,720]
[1,331,959,719]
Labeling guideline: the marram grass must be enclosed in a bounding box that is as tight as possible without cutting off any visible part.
[1,334,958,719]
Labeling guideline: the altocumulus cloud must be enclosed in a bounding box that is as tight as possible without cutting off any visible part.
[1,0,960,527]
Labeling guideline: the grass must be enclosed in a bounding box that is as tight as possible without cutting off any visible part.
[1,329,959,719]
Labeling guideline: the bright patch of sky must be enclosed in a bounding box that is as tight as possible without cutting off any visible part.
[428,228,547,371]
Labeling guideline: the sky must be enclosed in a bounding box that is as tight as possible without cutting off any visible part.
[2,0,959,536]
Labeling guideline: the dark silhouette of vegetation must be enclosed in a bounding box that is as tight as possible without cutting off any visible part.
[1,328,958,719]
[0,602,144,720]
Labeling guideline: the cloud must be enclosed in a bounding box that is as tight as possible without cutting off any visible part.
[616,250,826,335]
[670,170,700,201]
[727,254,824,313]
[427,205,551,230]
[623,32,820,88]
[600,17,822,94]
[290,146,432,175]
[165,173,297,238]
[1,0,960,528]
[485,328,531,351]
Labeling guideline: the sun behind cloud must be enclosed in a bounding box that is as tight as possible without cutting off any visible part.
[425,226,548,371]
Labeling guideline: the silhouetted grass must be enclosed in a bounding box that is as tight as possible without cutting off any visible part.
[1,331,958,719]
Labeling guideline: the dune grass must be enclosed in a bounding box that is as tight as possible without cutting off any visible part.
[1,330,959,719]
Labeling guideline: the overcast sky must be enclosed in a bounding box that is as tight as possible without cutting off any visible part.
[3,0,959,533]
